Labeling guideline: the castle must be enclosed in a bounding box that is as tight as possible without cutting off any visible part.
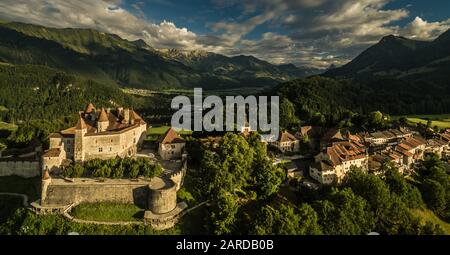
[42,103,147,174]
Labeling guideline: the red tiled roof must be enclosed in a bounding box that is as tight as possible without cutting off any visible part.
[325,141,366,166]
[43,148,61,158]
[48,133,63,139]
[158,128,185,144]
[279,131,297,142]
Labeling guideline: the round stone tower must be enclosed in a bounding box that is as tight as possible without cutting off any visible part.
[40,168,52,205]
[148,177,177,214]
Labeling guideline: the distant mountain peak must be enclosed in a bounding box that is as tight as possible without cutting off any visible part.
[325,29,450,80]
[435,28,450,43]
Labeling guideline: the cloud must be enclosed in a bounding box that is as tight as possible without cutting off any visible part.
[0,0,206,51]
[401,16,450,40]
[0,0,449,69]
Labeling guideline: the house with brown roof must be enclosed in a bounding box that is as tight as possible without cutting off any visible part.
[426,138,449,159]
[157,128,186,160]
[42,103,147,174]
[310,141,368,185]
[320,128,345,150]
[270,130,300,153]
[365,128,412,146]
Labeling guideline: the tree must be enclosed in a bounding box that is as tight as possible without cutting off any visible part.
[251,204,301,235]
[128,163,140,179]
[422,179,446,215]
[212,133,254,194]
[344,169,392,219]
[384,165,424,209]
[210,190,239,235]
[296,203,322,235]
[280,98,300,129]
[93,164,111,178]
[111,159,124,178]
[252,159,284,200]
[314,188,375,235]
[72,164,85,178]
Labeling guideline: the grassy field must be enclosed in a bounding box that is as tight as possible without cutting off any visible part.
[70,203,145,222]
[148,125,192,136]
[412,209,450,234]
[0,176,41,201]
[392,114,450,129]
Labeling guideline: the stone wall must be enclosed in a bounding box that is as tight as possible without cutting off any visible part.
[82,124,146,160]
[43,179,152,207]
[158,143,185,160]
[0,159,40,178]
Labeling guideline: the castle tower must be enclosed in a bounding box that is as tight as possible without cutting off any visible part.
[74,115,87,162]
[97,108,109,132]
[84,103,96,120]
[40,168,52,205]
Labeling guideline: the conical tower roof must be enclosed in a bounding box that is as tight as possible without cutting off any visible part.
[84,103,95,114]
[42,168,51,180]
[98,108,109,122]
[75,115,87,129]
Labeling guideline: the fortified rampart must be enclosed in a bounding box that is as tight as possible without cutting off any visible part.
[42,178,151,207]
[0,158,40,178]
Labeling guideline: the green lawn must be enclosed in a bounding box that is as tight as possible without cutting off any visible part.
[70,203,145,222]
[147,125,192,136]
[392,114,450,129]
[412,209,450,234]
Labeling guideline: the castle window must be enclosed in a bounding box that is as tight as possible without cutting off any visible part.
[99,148,103,153]
[110,147,112,152]
[110,139,113,143]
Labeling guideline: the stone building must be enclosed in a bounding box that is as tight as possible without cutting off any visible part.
[310,141,368,185]
[157,128,186,160]
[270,130,300,153]
[42,103,147,174]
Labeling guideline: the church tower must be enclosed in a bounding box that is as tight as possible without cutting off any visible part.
[74,115,87,162]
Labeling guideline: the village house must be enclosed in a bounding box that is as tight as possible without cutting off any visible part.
[365,128,413,146]
[310,141,368,185]
[157,128,186,160]
[42,103,147,174]
[270,130,300,153]
[369,149,409,174]
[426,139,449,158]
[320,128,344,150]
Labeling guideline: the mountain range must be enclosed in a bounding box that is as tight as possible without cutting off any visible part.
[0,21,320,90]
[325,29,450,85]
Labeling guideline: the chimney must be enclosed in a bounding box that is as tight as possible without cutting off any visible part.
[124,109,130,124]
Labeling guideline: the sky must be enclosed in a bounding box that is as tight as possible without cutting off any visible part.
[0,0,449,68]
